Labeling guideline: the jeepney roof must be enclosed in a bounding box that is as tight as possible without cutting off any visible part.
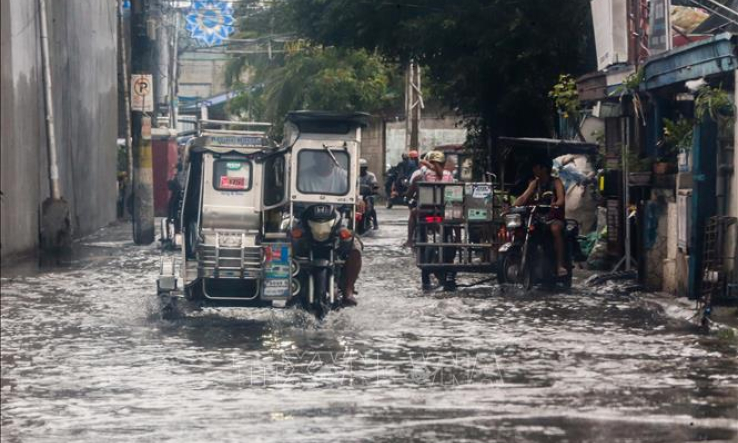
[187,133,275,155]
[285,111,370,132]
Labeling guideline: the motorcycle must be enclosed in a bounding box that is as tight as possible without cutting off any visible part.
[497,204,584,289]
[356,184,378,235]
[291,204,355,317]
[285,110,369,318]
[385,171,410,209]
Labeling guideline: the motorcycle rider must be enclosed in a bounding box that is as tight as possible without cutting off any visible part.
[298,150,349,194]
[513,156,568,277]
[391,150,420,198]
[400,150,420,177]
[404,150,454,247]
[359,158,379,229]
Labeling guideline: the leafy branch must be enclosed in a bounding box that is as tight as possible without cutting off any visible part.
[660,117,693,161]
[695,84,735,121]
[549,74,585,141]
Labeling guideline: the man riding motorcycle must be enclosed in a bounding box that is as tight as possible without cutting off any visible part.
[390,150,420,203]
[398,150,420,178]
[404,150,454,247]
[513,156,568,277]
[359,158,379,230]
[294,150,362,307]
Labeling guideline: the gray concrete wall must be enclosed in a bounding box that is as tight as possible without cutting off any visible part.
[360,117,386,194]
[385,115,467,168]
[1,0,118,260]
[178,52,230,99]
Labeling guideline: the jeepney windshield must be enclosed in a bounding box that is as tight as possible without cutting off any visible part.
[213,159,252,191]
[297,149,350,195]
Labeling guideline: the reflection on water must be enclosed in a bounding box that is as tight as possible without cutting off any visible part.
[1,213,737,443]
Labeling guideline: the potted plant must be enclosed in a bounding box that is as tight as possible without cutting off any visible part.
[659,117,693,175]
[695,85,735,121]
[626,149,653,186]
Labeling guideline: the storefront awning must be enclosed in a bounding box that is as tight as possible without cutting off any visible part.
[643,32,737,90]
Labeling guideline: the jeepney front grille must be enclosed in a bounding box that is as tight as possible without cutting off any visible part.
[198,243,263,279]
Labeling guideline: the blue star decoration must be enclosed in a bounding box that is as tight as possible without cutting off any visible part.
[185,0,235,47]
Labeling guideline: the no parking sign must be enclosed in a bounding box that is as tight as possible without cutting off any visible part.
[131,74,153,112]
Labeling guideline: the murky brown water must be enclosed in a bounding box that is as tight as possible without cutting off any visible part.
[2,209,737,442]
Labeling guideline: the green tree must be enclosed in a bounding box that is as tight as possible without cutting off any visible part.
[225,3,403,135]
[285,0,595,154]
[228,46,400,134]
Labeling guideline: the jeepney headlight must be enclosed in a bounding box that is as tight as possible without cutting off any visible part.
[307,219,335,242]
[505,214,522,229]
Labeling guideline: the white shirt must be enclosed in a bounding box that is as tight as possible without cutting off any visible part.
[299,165,348,194]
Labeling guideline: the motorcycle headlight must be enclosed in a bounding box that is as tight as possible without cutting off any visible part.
[307,219,335,242]
[505,214,522,229]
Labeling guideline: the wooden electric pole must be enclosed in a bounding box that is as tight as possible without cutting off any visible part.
[130,0,155,244]
[405,62,423,152]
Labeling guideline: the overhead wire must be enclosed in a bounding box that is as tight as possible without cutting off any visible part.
[687,0,738,26]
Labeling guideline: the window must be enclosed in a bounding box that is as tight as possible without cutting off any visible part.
[264,155,285,206]
[213,159,252,191]
[297,149,350,195]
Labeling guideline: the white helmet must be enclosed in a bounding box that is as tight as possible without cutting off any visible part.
[359,158,368,168]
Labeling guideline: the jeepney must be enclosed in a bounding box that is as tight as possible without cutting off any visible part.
[157,120,292,314]
[157,114,368,318]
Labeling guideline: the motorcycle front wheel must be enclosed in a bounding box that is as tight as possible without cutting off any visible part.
[498,251,522,284]
[312,268,330,319]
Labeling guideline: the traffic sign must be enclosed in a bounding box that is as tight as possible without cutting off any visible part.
[131,74,153,112]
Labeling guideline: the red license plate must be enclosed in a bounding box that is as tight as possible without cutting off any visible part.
[220,176,246,190]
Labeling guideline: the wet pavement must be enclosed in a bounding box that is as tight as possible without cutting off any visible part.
[1,208,737,442]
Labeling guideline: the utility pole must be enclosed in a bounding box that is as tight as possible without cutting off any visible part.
[38,0,72,253]
[118,0,133,218]
[405,62,423,152]
[130,0,155,244]
[169,11,180,130]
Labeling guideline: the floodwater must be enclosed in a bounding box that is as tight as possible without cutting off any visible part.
[1,209,736,442]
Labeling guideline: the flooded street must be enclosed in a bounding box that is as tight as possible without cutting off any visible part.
[1,208,737,442]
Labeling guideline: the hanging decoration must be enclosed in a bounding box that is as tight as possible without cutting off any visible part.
[185,0,235,47]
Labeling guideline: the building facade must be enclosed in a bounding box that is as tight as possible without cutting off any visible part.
[1,0,119,260]
[577,0,737,301]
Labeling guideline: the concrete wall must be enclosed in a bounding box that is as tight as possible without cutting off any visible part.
[1,0,118,260]
[385,115,467,168]
[356,112,467,197]
[360,117,386,193]
[178,52,230,99]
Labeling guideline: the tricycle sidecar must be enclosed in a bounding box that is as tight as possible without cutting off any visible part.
[413,150,508,290]
[157,120,292,312]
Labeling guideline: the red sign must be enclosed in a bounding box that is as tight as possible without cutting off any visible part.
[220,176,246,190]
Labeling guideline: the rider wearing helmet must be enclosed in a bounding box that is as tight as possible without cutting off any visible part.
[395,150,420,186]
[411,150,454,183]
[405,150,420,176]
[404,150,454,247]
[359,158,379,229]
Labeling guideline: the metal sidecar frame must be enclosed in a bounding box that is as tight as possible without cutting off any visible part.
[157,119,294,310]
[413,138,599,286]
[414,181,508,276]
